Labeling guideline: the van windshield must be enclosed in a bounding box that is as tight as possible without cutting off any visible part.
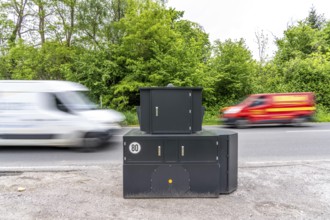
[57,91,97,111]
[238,96,256,106]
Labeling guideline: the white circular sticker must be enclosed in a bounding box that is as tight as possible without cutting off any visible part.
[129,142,141,154]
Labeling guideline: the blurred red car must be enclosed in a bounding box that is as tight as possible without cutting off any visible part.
[220,92,316,128]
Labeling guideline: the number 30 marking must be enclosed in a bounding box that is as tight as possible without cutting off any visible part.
[129,142,141,154]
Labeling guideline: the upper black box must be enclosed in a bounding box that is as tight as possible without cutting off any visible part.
[137,87,203,134]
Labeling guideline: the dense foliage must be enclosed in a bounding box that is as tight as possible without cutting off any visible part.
[1,0,330,118]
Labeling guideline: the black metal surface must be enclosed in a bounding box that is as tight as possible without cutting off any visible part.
[227,133,238,193]
[218,133,238,194]
[124,139,163,163]
[178,139,218,163]
[191,90,203,133]
[124,132,219,164]
[123,129,238,198]
[123,163,220,198]
[125,86,237,198]
[151,165,190,194]
[138,87,203,134]
[164,140,179,162]
[151,89,191,133]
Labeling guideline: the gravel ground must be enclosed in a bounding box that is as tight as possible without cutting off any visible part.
[1,161,330,220]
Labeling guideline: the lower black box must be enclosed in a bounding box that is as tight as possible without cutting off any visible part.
[123,128,237,198]
[124,164,220,198]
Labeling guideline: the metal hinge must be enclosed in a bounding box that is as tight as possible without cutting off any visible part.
[189,126,191,130]
[189,92,192,97]
[189,109,192,114]
[216,141,219,145]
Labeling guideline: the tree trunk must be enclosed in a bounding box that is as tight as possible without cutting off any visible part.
[38,3,46,44]
[9,0,28,45]
[66,0,76,47]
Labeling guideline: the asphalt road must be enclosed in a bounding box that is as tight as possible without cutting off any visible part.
[1,123,330,167]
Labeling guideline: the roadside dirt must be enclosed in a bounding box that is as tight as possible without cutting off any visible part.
[1,161,330,219]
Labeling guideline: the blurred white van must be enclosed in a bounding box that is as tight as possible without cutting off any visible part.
[0,80,125,150]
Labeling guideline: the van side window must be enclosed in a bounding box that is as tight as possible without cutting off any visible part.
[50,93,70,113]
[249,96,266,107]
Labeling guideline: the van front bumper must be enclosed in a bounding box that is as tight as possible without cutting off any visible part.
[221,117,236,125]
[85,128,121,141]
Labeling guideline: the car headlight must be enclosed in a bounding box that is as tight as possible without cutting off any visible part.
[224,107,242,114]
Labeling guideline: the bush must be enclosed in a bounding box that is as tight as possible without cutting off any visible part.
[315,105,330,122]
[121,110,139,126]
[203,108,221,125]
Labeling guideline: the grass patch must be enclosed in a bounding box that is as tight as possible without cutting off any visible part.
[121,111,139,126]
[121,109,220,126]
[203,110,220,125]
[120,105,330,126]
[315,105,330,122]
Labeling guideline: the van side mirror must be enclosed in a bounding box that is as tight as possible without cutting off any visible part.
[58,104,70,113]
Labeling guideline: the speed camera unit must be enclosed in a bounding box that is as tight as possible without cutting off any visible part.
[123,87,238,198]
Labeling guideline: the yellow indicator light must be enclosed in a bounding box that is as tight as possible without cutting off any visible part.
[168,179,173,184]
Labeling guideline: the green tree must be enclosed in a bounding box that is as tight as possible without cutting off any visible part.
[5,41,72,80]
[321,21,330,50]
[107,0,210,110]
[271,7,330,109]
[49,0,78,47]
[280,54,330,108]
[306,6,325,30]
[275,22,321,62]
[76,0,112,47]
[208,39,256,106]
[6,41,39,79]
[63,46,119,104]
[0,11,14,53]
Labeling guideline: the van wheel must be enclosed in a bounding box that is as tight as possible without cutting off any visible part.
[235,118,249,128]
[291,117,306,127]
[79,134,101,152]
